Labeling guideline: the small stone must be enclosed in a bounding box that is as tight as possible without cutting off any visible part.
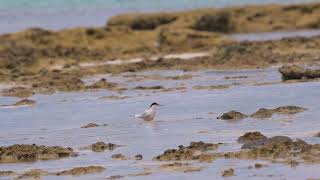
[218,111,248,120]
[134,154,143,160]
[90,142,119,152]
[81,123,99,128]
[112,154,128,160]
[222,168,234,177]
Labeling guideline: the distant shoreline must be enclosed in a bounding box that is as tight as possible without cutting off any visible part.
[0,0,317,34]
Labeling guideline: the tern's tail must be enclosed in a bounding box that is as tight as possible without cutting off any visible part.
[128,114,140,119]
[134,114,141,118]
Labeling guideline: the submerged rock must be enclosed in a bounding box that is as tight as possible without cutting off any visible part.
[279,65,320,80]
[0,144,76,164]
[133,85,164,90]
[128,171,152,177]
[159,162,205,173]
[101,95,129,100]
[90,142,119,152]
[81,123,99,128]
[0,171,16,176]
[222,168,235,177]
[274,106,307,114]
[251,106,306,119]
[106,175,125,179]
[250,108,275,119]
[13,99,36,106]
[1,87,34,98]
[220,105,306,120]
[17,169,48,179]
[218,110,248,120]
[237,132,268,143]
[111,154,129,160]
[254,163,268,169]
[56,166,105,176]
[193,85,229,90]
[1,99,36,107]
[134,154,143,160]
[154,141,219,161]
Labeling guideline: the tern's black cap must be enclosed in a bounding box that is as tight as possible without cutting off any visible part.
[150,102,159,107]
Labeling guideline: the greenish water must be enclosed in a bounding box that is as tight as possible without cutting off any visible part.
[0,0,317,33]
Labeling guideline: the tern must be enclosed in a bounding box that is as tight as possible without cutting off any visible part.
[135,102,163,121]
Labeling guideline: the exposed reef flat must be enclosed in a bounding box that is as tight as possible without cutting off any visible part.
[0,3,320,96]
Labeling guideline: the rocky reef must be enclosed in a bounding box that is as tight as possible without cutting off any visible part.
[0,3,319,95]
[154,141,219,161]
[56,166,106,176]
[279,65,320,81]
[0,144,77,164]
[219,105,306,120]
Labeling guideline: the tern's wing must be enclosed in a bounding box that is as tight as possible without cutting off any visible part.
[135,110,149,119]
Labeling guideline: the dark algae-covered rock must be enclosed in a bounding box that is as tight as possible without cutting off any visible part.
[250,108,275,119]
[251,106,306,119]
[134,154,143,160]
[133,85,164,90]
[193,11,234,33]
[241,136,294,150]
[81,123,99,128]
[219,105,306,120]
[237,132,268,143]
[279,65,320,80]
[56,166,105,176]
[226,135,314,161]
[218,110,248,120]
[154,141,219,161]
[222,168,235,177]
[17,169,48,179]
[0,144,76,164]
[13,99,36,106]
[159,162,206,173]
[90,142,119,152]
[1,99,36,107]
[108,13,177,30]
[274,106,307,115]
[111,154,129,160]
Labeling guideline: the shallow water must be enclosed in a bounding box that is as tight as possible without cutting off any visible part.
[1,68,320,179]
[232,29,320,42]
[0,0,317,34]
